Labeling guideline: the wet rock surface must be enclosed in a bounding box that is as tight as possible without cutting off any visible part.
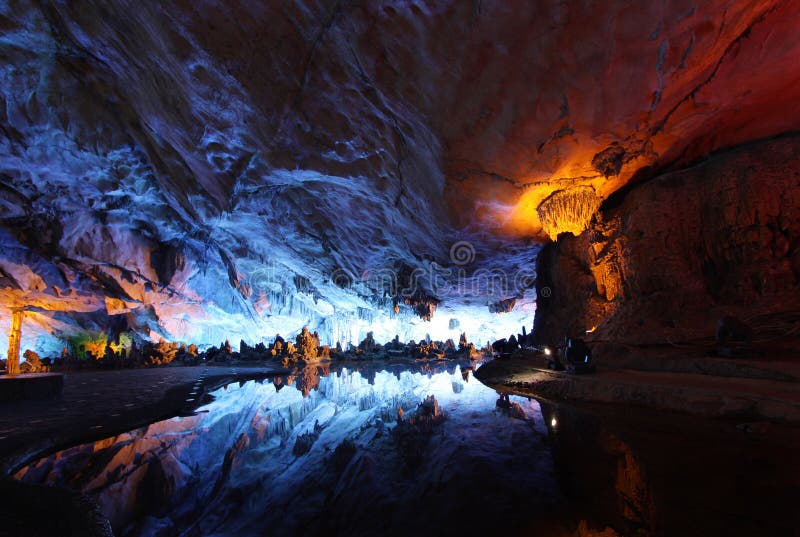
[476,351,800,422]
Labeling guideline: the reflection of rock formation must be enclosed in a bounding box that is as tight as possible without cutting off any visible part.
[393,395,446,470]
[539,399,800,536]
[292,422,321,456]
[604,435,655,531]
[539,402,656,536]
[495,393,527,420]
[292,364,330,397]
[15,366,553,536]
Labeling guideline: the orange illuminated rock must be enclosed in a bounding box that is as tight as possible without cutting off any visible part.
[1,0,799,349]
[536,186,602,241]
[6,309,23,374]
[533,136,800,347]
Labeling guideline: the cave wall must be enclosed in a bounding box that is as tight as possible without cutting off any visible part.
[533,135,800,347]
[2,0,800,351]
[0,0,458,351]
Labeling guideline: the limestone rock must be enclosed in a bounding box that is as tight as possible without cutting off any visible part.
[1,0,799,352]
[358,332,377,354]
[534,136,800,348]
[295,327,319,360]
[143,340,179,366]
[20,350,43,373]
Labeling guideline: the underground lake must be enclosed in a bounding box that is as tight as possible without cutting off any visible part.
[6,361,798,537]
[2,1,800,535]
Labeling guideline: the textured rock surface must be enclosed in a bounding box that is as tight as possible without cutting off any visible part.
[1,0,799,351]
[534,135,800,346]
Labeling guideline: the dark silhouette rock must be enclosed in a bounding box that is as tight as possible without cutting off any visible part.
[358,332,377,354]
[488,298,516,313]
[293,421,322,456]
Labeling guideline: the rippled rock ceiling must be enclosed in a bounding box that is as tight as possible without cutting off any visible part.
[2,0,799,352]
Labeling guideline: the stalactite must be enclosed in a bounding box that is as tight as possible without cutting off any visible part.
[536,186,601,241]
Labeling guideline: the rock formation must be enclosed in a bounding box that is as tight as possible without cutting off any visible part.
[5,309,23,374]
[537,187,603,241]
[357,332,377,355]
[19,349,42,373]
[533,136,800,348]
[1,0,798,353]
[142,340,179,366]
[295,326,319,360]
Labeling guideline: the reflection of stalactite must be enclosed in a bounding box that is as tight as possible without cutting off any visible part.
[537,186,601,241]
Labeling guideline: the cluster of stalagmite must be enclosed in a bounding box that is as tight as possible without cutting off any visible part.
[2,326,488,375]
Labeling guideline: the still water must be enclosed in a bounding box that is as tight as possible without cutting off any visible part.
[16,361,800,536]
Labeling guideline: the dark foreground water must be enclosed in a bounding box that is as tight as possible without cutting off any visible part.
[15,361,800,537]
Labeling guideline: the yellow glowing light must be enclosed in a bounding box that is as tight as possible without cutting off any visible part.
[68,332,108,360]
[550,417,558,428]
[544,347,552,355]
[536,186,601,241]
[503,183,563,238]
[108,333,133,355]
[586,326,597,333]
[84,339,107,359]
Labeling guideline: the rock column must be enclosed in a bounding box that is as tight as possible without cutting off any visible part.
[6,309,23,375]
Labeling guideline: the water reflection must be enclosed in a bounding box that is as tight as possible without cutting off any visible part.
[16,363,562,536]
[537,400,800,537]
[15,362,800,537]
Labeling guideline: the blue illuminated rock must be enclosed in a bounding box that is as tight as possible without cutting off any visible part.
[1,0,797,355]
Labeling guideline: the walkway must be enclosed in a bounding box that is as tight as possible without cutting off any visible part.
[476,352,800,422]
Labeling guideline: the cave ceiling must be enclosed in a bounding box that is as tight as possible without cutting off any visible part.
[1,0,798,350]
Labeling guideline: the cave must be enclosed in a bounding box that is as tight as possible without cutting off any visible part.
[1,1,799,536]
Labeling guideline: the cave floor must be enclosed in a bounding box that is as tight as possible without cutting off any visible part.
[476,350,800,423]
[0,364,286,475]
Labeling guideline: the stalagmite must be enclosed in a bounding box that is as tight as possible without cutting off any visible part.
[6,309,23,375]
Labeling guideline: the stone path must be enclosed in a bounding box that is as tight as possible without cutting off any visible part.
[0,364,282,474]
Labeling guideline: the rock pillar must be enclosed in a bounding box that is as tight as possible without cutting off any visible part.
[6,309,23,375]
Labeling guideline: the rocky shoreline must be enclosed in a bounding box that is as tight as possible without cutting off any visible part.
[475,350,800,423]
